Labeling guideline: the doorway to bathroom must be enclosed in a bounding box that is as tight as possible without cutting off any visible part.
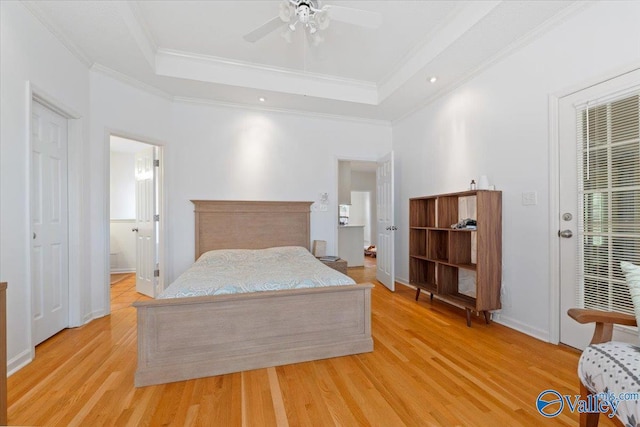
[109,135,163,298]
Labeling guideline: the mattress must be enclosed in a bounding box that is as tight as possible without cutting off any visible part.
[159,246,356,299]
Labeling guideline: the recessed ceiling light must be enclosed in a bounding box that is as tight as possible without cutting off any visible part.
[259,97,266,102]
[429,76,437,83]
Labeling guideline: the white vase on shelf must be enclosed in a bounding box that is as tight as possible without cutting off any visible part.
[478,175,490,190]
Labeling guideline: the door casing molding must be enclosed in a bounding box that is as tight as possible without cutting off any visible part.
[548,64,640,344]
[104,129,167,310]
[26,82,84,365]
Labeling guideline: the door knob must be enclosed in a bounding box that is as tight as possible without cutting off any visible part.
[558,229,573,238]
[132,228,139,232]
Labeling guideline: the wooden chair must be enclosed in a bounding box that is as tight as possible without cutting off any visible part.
[567,308,638,427]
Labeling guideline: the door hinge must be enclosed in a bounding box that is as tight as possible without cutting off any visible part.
[154,159,160,167]
[154,214,160,221]
[154,269,160,278]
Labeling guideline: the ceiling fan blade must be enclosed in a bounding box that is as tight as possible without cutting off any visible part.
[323,5,382,29]
[243,16,284,42]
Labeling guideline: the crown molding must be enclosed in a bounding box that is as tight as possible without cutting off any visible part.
[90,63,173,101]
[375,3,464,88]
[378,1,501,103]
[157,48,376,89]
[22,1,93,68]
[128,1,158,52]
[155,49,379,105]
[391,1,593,125]
[90,63,389,126]
[173,96,390,127]
[116,1,157,70]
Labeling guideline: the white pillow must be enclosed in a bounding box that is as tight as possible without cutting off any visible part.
[620,261,640,340]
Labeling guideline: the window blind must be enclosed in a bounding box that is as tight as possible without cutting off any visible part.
[576,92,640,314]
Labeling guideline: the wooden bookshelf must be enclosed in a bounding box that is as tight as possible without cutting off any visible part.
[409,190,502,326]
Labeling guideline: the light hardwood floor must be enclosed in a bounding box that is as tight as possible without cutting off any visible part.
[9,265,615,426]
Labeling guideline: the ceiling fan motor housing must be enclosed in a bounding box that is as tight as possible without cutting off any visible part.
[246,0,378,43]
[297,4,311,23]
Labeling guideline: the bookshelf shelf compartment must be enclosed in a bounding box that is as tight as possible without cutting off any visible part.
[427,230,448,261]
[409,229,427,258]
[409,191,502,326]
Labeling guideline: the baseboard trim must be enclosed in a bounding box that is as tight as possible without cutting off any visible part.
[395,278,411,288]
[110,268,135,274]
[8,348,33,377]
[395,279,552,343]
[79,311,95,327]
[88,309,107,322]
[492,313,550,343]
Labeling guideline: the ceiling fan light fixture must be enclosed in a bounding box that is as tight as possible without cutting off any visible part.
[316,11,330,30]
[279,1,293,22]
[284,0,327,39]
[297,4,311,24]
[244,0,381,44]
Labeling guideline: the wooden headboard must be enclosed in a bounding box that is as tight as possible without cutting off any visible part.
[191,200,313,260]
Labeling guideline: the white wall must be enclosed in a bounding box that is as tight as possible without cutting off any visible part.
[168,102,392,278]
[110,151,136,219]
[0,2,91,372]
[90,72,173,314]
[90,71,391,296]
[109,151,137,272]
[110,220,136,272]
[393,1,640,340]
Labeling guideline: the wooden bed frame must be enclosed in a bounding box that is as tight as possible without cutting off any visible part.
[133,200,373,387]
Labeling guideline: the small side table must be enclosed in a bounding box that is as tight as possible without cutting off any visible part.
[318,258,348,275]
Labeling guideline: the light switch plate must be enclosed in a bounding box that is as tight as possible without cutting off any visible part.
[522,191,538,206]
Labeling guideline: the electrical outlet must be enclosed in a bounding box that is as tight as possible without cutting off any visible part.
[522,191,537,206]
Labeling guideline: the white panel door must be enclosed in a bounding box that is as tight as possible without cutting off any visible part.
[559,70,640,350]
[134,147,156,297]
[376,152,395,291]
[31,100,69,345]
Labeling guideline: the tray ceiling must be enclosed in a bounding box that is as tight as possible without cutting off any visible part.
[24,0,580,122]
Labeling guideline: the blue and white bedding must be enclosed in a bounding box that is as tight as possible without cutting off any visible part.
[159,246,355,299]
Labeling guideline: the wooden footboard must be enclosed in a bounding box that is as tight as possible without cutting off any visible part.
[133,283,373,387]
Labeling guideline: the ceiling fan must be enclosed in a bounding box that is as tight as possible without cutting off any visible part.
[243,0,382,44]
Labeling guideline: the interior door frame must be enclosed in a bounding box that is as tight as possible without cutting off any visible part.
[548,64,640,344]
[104,130,166,306]
[334,155,379,257]
[26,83,84,360]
